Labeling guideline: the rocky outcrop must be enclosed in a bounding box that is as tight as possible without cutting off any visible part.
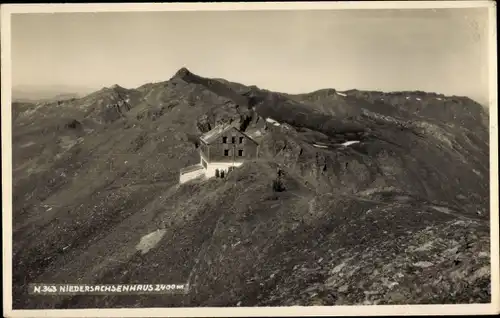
[11,67,490,309]
[64,119,83,130]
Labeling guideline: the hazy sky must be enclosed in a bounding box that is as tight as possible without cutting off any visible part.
[11,8,490,104]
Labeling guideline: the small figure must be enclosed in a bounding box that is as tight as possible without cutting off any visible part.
[277,166,284,178]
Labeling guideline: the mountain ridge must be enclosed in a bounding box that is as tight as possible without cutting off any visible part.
[11,67,490,308]
[59,67,484,106]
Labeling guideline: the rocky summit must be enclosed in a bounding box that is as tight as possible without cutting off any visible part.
[11,68,490,308]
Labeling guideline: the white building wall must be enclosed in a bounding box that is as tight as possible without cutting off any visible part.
[179,166,206,184]
[205,161,243,178]
[179,158,246,184]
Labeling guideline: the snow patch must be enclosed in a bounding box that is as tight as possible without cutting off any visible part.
[437,98,443,101]
[313,144,328,149]
[20,141,35,148]
[313,144,328,148]
[266,118,281,126]
[341,140,360,147]
[416,98,422,101]
[337,92,347,97]
[136,229,167,254]
[413,261,434,268]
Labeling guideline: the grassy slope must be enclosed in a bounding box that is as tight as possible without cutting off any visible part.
[10,69,491,308]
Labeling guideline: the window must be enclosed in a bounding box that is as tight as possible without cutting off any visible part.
[224,149,229,156]
[238,150,243,157]
[222,137,227,143]
[239,137,244,144]
[231,136,236,144]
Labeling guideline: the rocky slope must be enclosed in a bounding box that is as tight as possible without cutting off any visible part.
[11,68,490,309]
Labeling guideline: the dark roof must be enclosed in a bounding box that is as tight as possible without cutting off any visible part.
[199,123,258,145]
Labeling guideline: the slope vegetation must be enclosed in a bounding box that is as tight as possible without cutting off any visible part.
[11,68,490,308]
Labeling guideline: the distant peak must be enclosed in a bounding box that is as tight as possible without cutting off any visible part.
[174,67,192,78]
[110,84,124,90]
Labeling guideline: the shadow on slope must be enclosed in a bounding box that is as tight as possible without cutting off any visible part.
[29,160,490,308]
[10,67,491,309]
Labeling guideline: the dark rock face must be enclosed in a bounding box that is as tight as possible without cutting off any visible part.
[11,67,490,309]
[64,119,83,130]
[173,67,191,78]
